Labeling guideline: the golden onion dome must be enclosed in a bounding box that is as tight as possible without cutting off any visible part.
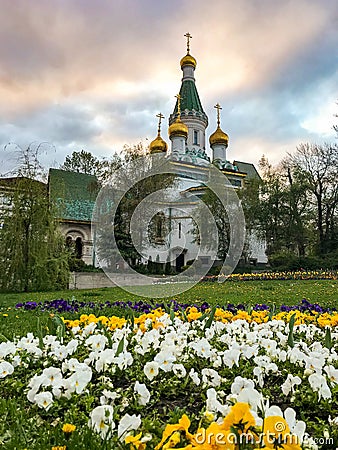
[168,118,188,139]
[209,126,229,147]
[149,134,168,154]
[180,53,197,69]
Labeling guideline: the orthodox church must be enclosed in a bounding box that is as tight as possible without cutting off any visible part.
[140,34,267,271]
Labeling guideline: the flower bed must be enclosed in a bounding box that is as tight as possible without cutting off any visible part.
[0,306,337,449]
[14,297,337,316]
[202,270,338,282]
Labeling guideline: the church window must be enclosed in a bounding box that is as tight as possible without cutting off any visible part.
[156,215,163,238]
[193,130,199,145]
[75,237,83,259]
[178,222,182,239]
[149,212,166,245]
[66,236,73,248]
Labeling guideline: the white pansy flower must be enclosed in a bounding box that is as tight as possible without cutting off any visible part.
[41,367,63,387]
[281,374,302,396]
[202,368,221,387]
[67,366,92,394]
[89,405,115,439]
[114,351,133,370]
[237,387,263,411]
[154,351,175,372]
[0,361,14,378]
[144,361,159,381]
[172,364,186,378]
[118,413,141,439]
[85,334,108,351]
[34,391,54,410]
[253,366,264,387]
[206,388,228,416]
[190,338,212,358]
[308,373,331,400]
[324,365,338,385]
[0,341,16,358]
[231,376,255,394]
[27,374,44,403]
[189,368,200,386]
[223,349,241,368]
[134,381,150,406]
[284,407,306,441]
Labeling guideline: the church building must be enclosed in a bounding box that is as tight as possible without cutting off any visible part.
[143,33,267,271]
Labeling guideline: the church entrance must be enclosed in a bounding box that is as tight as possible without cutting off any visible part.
[175,253,185,272]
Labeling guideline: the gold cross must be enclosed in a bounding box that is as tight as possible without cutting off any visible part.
[175,94,182,117]
[156,113,164,135]
[214,103,222,127]
[184,32,192,54]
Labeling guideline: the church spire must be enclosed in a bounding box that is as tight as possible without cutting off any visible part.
[169,33,208,161]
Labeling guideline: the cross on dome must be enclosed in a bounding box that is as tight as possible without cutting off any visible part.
[214,103,222,127]
[156,112,165,135]
[175,94,182,117]
[184,32,192,54]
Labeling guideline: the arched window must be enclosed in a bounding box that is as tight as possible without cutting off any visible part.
[155,212,166,244]
[75,237,83,259]
[65,236,73,248]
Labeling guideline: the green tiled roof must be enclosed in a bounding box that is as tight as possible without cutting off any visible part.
[174,80,205,114]
[48,169,99,222]
[233,161,261,180]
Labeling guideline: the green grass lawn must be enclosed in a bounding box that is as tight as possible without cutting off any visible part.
[0,279,337,340]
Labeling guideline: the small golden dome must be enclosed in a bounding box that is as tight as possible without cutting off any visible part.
[168,118,188,139]
[149,134,168,154]
[180,53,197,69]
[209,127,229,147]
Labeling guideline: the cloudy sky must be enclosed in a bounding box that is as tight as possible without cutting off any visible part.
[0,0,337,175]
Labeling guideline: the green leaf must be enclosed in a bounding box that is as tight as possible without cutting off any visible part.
[127,306,135,329]
[115,337,124,357]
[287,313,296,348]
[179,306,188,322]
[169,303,175,323]
[268,303,276,321]
[204,305,216,330]
[324,326,332,350]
